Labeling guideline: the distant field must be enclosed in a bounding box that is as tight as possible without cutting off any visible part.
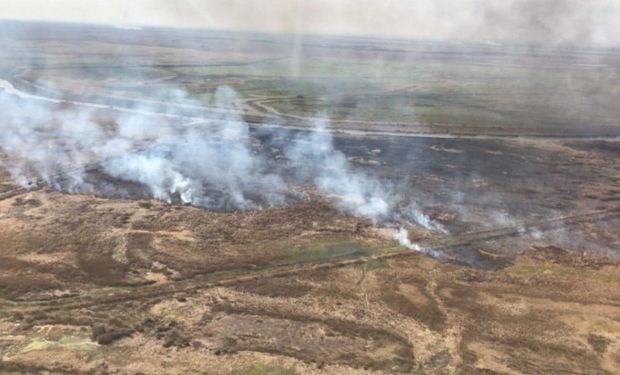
[2,22,620,135]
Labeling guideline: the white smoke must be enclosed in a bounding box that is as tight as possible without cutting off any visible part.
[104,154,197,204]
[392,227,446,260]
[101,87,289,210]
[284,119,390,221]
[404,202,447,233]
[0,84,378,216]
[0,81,449,256]
[393,228,421,251]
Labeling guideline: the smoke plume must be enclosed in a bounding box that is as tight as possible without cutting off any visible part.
[0,79,445,242]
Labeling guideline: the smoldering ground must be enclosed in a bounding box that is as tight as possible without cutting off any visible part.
[0,82,443,233]
[2,77,619,266]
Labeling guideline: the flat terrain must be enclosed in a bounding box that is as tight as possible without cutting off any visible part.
[0,189,618,374]
[0,22,619,374]
[2,22,620,137]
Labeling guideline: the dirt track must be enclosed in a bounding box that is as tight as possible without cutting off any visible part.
[5,76,620,141]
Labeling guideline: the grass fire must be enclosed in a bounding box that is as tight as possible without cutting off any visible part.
[0,2,619,374]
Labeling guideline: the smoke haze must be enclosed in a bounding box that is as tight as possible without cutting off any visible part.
[0,80,444,231]
[0,0,619,47]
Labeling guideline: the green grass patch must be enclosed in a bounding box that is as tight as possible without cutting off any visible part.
[279,240,396,266]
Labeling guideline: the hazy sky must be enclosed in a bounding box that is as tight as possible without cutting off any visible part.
[1,0,619,46]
